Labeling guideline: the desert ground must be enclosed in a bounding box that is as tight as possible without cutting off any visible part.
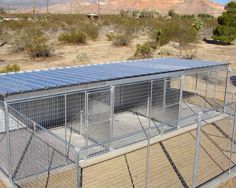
[0,33,235,71]
[0,14,236,188]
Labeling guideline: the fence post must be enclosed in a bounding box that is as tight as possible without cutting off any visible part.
[224,66,230,113]
[65,94,68,162]
[228,104,236,173]
[145,96,151,188]
[178,75,184,129]
[85,92,88,158]
[110,86,115,150]
[80,111,83,135]
[4,101,12,182]
[76,148,81,188]
[192,112,202,188]
[204,72,209,110]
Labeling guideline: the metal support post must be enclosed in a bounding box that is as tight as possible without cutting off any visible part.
[145,96,151,188]
[204,72,209,110]
[64,94,68,159]
[163,78,167,108]
[228,104,236,173]
[80,111,84,135]
[76,149,82,188]
[178,75,184,129]
[224,66,230,113]
[85,92,89,158]
[192,112,202,188]
[195,74,198,97]
[109,86,115,150]
[4,101,12,182]
[212,72,218,117]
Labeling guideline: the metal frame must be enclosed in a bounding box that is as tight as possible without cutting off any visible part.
[0,64,232,188]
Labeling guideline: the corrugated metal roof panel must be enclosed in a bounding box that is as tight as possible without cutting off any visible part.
[0,58,227,96]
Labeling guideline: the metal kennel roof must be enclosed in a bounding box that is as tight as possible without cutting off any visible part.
[0,58,227,96]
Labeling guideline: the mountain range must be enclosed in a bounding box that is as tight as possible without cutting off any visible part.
[6,0,225,16]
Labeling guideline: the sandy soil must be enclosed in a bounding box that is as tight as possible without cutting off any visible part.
[0,180,5,188]
[218,176,236,188]
[0,34,235,72]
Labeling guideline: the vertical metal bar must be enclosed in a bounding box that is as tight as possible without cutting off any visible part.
[85,92,89,158]
[224,66,230,113]
[204,72,209,110]
[192,112,202,188]
[76,149,81,188]
[149,81,153,120]
[178,75,184,129]
[64,94,68,159]
[145,96,151,188]
[163,78,167,108]
[80,111,83,135]
[110,86,115,150]
[195,74,198,97]
[33,122,36,133]
[212,72,218,117]
[228,104,236,173]
[4,101,12,182]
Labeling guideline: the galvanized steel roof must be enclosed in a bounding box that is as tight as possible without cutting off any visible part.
[0,58,227,96]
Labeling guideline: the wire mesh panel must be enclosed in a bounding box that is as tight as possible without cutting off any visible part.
[87,89,111,143]
[0,102,9,175]
[66,92,85,134]
[4,103,77,188]
[113,82,151,138]
[194,117,232,187]
[181,74,198,126]
[152,77,180,128]
[10,96,65,130]
[215,69,227,109]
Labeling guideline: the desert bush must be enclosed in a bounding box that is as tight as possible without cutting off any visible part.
[145,41,158,50]
[0,64,21,73]
[27,37,51,58]
[80,23,99,40]
[151,29,163,45]
[112,34,131,46]
[180,49,197,60]
[135,43,153,58]
[76,52,89,61]
[120,9,129,17]
[192,17,203,31]
[197,14,214,19]
[106,32,116,41]
[58,30,87,44]
[150,19,198,47]
[168,9,178,18]
[12,28,52,58]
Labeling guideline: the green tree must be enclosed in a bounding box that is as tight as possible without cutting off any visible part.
[213,1,236,44]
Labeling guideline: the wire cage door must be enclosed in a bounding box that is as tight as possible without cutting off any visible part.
[85,88,112,144]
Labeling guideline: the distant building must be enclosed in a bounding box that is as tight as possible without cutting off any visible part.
[87,13,99,19]
[0,14,21,21]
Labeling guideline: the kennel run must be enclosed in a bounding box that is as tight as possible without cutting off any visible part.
[0,58,233,187]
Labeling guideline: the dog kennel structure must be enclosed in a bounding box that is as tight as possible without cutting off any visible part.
[0,58,230,187]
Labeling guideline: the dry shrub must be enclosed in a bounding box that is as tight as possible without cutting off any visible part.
[58,30,87,44]
[112,34,131,46]
[12,28,52,58]
[0,64,21,73]
[135,43,153,58]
